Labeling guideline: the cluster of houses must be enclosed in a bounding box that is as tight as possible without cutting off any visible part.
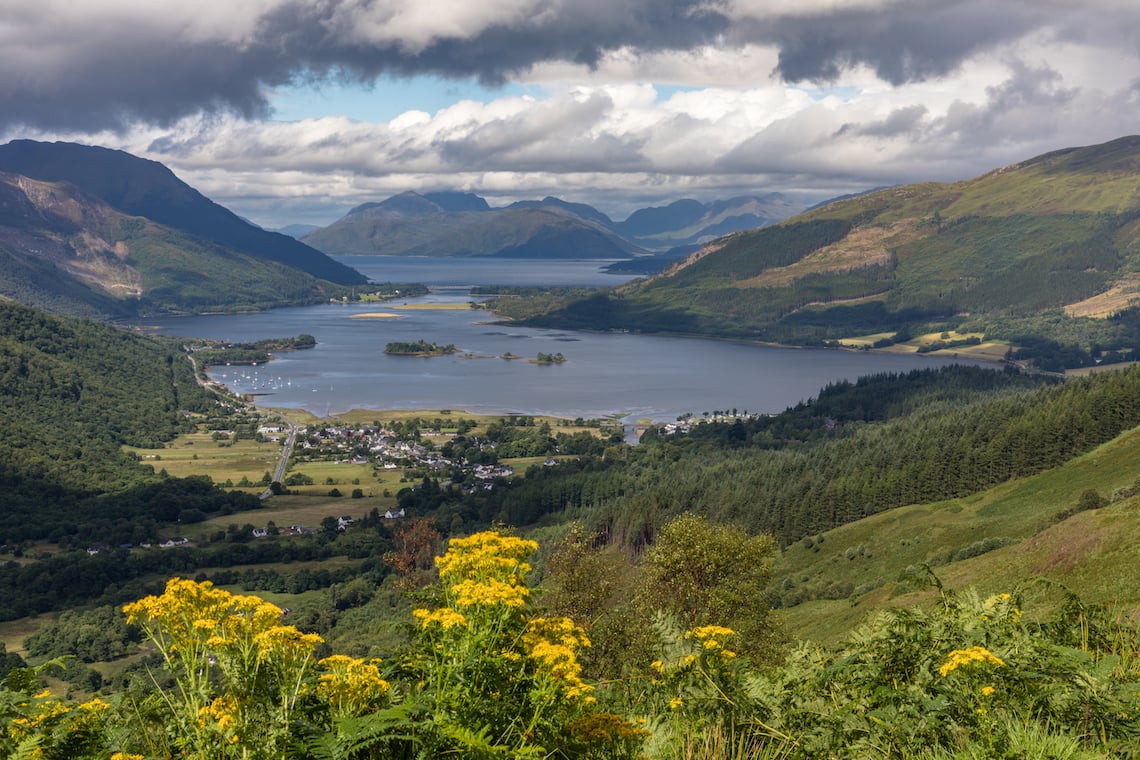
[295,423,514,488]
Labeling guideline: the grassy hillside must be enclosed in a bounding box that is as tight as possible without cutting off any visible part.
[511,136,1140,368]
[775,419,1140,643]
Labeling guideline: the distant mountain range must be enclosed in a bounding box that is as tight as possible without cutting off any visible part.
[0,140,365,317]
[301,190,803,260]
[508,135,1140,368]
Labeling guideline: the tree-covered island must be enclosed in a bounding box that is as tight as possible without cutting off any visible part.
[532,351,567,364]
[191,334,317,367]
[384,339,459,356]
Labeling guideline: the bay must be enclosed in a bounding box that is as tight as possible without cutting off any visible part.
[142,258,987,423]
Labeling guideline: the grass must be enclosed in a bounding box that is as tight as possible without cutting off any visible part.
[0,615,50,657]
[192,495,387,536]
[775,422,1140,643]
[837,331,897,347]
[124,433,283,487]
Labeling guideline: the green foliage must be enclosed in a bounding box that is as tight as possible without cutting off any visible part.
[24,606,142,663]
[659,366,1140,544]
[641,514,780,663]
[4,534,1140,759]
[383,340,457,355]
[0,302,264,546]
[750,586,1140,758]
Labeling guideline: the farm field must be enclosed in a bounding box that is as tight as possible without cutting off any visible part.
[124,433,283,489]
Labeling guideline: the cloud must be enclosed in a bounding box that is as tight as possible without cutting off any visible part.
[6,0,1135,132]
[758,0,1046,84]
[4,0,1140,227]
[0,0,730,131]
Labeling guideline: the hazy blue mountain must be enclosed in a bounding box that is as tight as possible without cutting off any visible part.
[616,194,804,249]
[305,191,636,258]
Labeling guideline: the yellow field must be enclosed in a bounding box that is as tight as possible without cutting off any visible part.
[838,330,1009,363]
[837,331,897,347]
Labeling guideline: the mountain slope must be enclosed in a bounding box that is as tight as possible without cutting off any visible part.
[305,191,637,258]
[515,136,1140,367]
[775,410,1140,642]
[0,140,365,286]
[0,172,354,316]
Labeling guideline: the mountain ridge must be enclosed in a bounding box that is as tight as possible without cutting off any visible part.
[0,140,366,286]
[303,190,803,258]
[503,135,1140,369]
[0,145,364,317]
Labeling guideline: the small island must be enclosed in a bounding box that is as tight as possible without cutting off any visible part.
[384,340,459,357]
[194,334,317,367]
[531,351,567,365]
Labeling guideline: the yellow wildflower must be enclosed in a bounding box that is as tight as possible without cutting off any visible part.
[435,532,538,584]
[197,695,238,733]
[253,624,323,663]
[938,646,1006,677]
[450,577,529,608]
[685,624,736,655]
[318,655,391,715]
[669,697,684,710]
[981,685,996,697]
[413,607,469,629]
[523,616,594,700]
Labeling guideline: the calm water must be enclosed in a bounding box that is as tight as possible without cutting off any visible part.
[143,258,985,422]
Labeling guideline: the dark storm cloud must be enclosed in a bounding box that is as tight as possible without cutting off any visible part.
[762,0,1046,84]
[268,0,733,81]
[1,0,1076,132]
[0,0,730,132]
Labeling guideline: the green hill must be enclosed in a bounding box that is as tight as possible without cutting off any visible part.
[509,136,1140,369]
[0,301,254,546]
[773,416,1140,643]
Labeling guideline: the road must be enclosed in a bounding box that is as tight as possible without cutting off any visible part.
[182,349,298,501]
[261,411,299,500]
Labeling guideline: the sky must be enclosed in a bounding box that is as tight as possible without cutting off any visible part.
[1,0,1139,228]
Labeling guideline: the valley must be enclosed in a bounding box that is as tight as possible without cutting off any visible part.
[5,136,1140,759]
